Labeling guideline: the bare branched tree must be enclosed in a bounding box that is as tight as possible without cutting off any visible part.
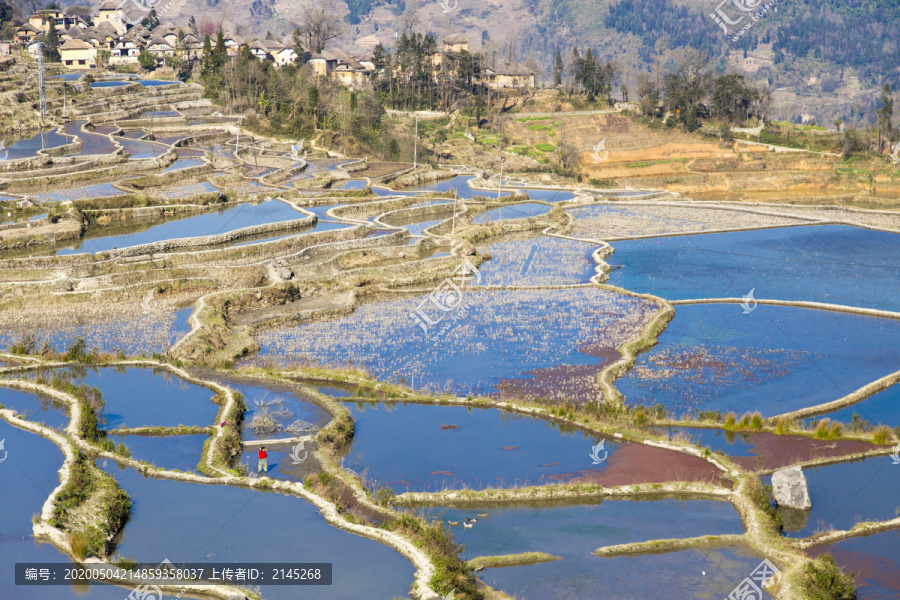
[295,0,345,54]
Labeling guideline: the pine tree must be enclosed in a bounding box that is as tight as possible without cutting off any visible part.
[292,27,305,64]
[307,85,319,129]
[43,21,60,62]
[552,51,563,87]
[141,8,159,31]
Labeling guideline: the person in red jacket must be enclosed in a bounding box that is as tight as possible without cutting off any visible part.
[257,446,268,476]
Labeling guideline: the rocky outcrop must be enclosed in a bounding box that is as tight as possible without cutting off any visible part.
[771,465,812,509]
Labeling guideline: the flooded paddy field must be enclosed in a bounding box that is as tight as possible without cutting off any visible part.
[567,203,803,240]
[0,305,192,357]
[107,433,209,473]
[606,225,900,311]
[615,303,900,417]
[767,458,900,538]
[0,385,69,430]
[476,235,597,286]
[343,401,724,492]
[807,529,900,600]
[0,421,133,600]
[662,426,879,471]
[55,199,308,256]
[434,497,765,600]
[815,383,900,427]
[1,129,74,159]
[102,463,417,599]
[2,68,896,600]
[472,202,551,223]
[256,287,658,402]
[20,366,221,430]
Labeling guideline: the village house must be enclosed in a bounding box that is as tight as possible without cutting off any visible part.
[28,10,86,33]
[110,36,143,64]
[249,40,275,62]
[483,62,535,89]
[59,38,96,69]
[16,24,41,44]
[274,46,298,67]
[443,34,469,54]
[94,1,128,36]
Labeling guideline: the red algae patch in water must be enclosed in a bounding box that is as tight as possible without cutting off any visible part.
[730,433,879,471]
[554,441,728,488]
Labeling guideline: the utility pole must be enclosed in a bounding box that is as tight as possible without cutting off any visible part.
[413,114,418,168]
[37,41,46,122]
[497,155,504,199]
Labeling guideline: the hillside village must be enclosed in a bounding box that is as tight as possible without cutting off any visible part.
[5,4,535,91]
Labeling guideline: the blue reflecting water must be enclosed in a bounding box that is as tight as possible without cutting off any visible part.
[343,401,618,493]
[473,202,551,223]
[301,203,344,218]
[477,235,596,286]
[63,121,117,155]
[523,188,578,202]
[2,129,74,160]
[482,543,773,600]
[53,366,219,429]
[49,73,82,81]
[432,498,743,558]
[90,80,130,88]
[768,457,900,538]
[0,421,132,600]
[117,137,166,159]
[616,304,900,416]
[256,288,656,401]
[607,225,900,311]
[137,80,180,86]
[0,386,70,430]
[139,110,180,118]
[162,157,205,172]
[172,306,192,340]
[57,199,306,254]
[403,218,445,236]
[818,384,900,427]
[108,434,208,473]
[438,498,764,600]
[102,463,416,599]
